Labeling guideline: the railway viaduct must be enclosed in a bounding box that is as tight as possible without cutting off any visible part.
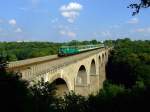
[8,48,110,96]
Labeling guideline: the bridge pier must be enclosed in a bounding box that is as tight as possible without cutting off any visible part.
[90,74,100,94]
[75,84,90,96]
[99,65,106,89]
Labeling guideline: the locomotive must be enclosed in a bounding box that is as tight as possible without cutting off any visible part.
[58,44,105,56]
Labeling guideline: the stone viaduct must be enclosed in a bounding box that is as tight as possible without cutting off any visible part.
[8,48,110,96]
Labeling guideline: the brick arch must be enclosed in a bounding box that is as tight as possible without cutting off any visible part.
[90,59,96,75]
[76,65,87,85]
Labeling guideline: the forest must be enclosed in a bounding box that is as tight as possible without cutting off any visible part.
[0,40,100,61]
[0,38,150,112]
[1,0,150,111]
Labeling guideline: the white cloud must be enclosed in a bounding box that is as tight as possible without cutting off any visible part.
[61,11,79,23]
[60,2,83,23]
[9,19,17,26]
[134,27,150,33]
[60,2,83,11]
[59,30,66,35]
[59,30,76,38]
[101,31,111,37]
[67,31,76,37]
[15,28,22,33]
[135,28,145,32]
[127,18,139,24]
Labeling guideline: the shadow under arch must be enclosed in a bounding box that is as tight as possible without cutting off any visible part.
[102,53,105,66]
[76,65,87,85]
[90,59,96,75]
[51,78,69,96]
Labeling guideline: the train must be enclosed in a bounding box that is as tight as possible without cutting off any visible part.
[58,44,105,56]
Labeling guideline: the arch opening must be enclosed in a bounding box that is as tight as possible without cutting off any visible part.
[52,78,69,96]
[105,52,107,57]
[76,65,87,85]
[99,56,101,66]
[102,53,105,66]
[90,59,96,75]
[99,56,101,74]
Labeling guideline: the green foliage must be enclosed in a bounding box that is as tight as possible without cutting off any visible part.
[29,78,56,112]
[128,0,150,15]
[107,38,150,88]
[1,39,150,112]
[99,81,125,98]
[62,91,88,112]
[0,40,101,61]
[0,42,61,61]
[0,57,30,112]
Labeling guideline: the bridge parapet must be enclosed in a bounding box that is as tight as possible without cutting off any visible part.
[8,55,58,68]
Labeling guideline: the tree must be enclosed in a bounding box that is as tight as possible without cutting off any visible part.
[90,39,98,44]
[129,0,150,15]
[29,78,56,112]
[0,56,30,112]
[62,91,88,112]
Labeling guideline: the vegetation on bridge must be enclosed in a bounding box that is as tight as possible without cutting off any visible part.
[0,38,150,112]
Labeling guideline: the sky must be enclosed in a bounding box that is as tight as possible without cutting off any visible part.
[0,0,150,42]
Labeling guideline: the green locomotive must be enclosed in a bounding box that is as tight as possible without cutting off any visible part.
[58,44,104,56]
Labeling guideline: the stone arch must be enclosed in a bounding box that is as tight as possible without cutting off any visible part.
[105,51,108,61]
[105,52,107,57]
[52,78,69,96]
[99,56,101,74]
[76,65,87,85]
[90,59,96,75]
[50,74,71,91]
[99,56,101,66]
[102,53,105,66]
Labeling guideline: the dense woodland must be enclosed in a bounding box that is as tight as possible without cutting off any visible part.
[0,38,150,112]
[0,40,100,61]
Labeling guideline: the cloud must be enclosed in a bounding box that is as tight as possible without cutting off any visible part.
[9,19,17,26]
[60,2,82,11]
[14,28,22,33]
[61,11,79,23]
[127,18,139,24]
[59,30,76,38]
[60,2,83,23]
[101,31,112,37]
[134,27,150,33]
